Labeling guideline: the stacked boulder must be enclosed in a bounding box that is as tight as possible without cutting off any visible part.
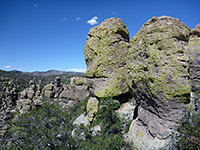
[127,16,191,149]
[83,16,200,150]
[43,81,55,99]
[15,76,90,112]
[84,18,130,100]
[59,77,89,101]
[1,81,18,111]
[17,80,37,114]
[0,81,18,137]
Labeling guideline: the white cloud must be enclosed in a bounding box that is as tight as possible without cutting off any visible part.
[62,17,66,21]
[66,68,86,73]
[76,17,80,21]
[112,11,117,14]
[34,4,38,8]
[17,67,24,71]
[87,16,98,25]
[3,65,11,69]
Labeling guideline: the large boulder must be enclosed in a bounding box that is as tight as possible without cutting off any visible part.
[84,18,130,98]
[189,24,200,84]
[59,77,89,101]
[127,16,191,149]
[189,24,200,111]
[70,77,89,101]
[43,82,55,99]
[54,76,63,98]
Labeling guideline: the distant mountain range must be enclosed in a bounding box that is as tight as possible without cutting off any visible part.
[10,69,85,77]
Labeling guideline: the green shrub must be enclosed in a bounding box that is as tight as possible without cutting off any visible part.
[75,97,124,150]
[175,110,200,150]
[1,97,125,150]
[1,102,77,150]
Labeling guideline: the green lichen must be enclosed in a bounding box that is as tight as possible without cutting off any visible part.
[87,97,99,122]
[127,16,191,103]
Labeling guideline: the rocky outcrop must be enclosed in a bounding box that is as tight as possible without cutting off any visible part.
[84,18,130,99]
[83,16,200,150]
[189,24,200,111]
[127,16,191,149]
[87,97,99,122]
[1,81,18,111]
[54,76,63,98]
[59,77,89,101]
[189,24,200,84]
[43,81,55,99]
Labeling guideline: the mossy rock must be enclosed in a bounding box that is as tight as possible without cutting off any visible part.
[87,97,99,122]
[189,24,200,92]
[44,83,54,91]
[127,16,191,103]
[70,77,87,86]
[127,16,192,149]
[84,18,130,98]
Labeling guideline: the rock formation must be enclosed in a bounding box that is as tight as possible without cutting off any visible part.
[43,81,55,99]
[59,77,89,101]
[83,16,199,150]
[189,24,200,111]
[127,16,191,149]
[87,97,99,122]
[84,18,130,99]
[54,76,63,98]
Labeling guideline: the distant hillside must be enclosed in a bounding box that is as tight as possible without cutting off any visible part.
[22,69,84,77]
[0,69,85,92]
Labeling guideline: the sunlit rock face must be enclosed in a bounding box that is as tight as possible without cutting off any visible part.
[127,16,191,149]
[84,18,130,99]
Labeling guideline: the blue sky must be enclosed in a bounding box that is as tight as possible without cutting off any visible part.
[0,0,200,72]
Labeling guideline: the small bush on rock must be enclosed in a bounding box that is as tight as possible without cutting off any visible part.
[175,110,200,150]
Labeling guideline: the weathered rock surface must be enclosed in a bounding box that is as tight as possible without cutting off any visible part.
[54,76,63,98]
[16,99,34,114]
[127,16,191,149]
[189,24,200,84]
[84,18,130,98]
[87,97,99,122]
[59,77,89,101]
[43,82,55,99]
[116,102,135,120]
[73,113,90,127]
[189,24,200,111]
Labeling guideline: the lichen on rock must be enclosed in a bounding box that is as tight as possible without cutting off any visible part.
[87,97,99,122]
[84,17,130,98]
[127,16,192,149]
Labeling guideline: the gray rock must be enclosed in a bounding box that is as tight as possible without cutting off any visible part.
[43,82,55,99]
[54,76,63,98]
[59,86,75,100]
[73,114,90,127]
[126,16,191,149]
[84,17,130,98]
[116,102,135,120]
[189,24,200,111]
[59,78,89,101]
[87,97,99,122]
[128,119,169,150]
[91,125,101,136]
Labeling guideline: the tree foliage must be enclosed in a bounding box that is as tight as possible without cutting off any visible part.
[1,97,125,150]
[175,110,200,150]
